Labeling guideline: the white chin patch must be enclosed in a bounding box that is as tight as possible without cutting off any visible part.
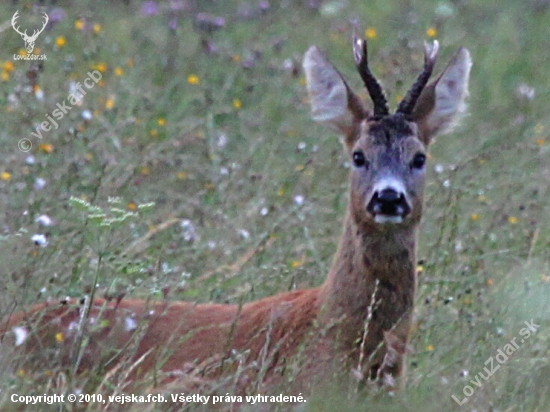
[374,215,403,224]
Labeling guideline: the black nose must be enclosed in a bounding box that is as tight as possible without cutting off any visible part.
[367,188,411,217]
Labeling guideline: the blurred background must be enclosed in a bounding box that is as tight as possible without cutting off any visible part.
[0,0,549,410]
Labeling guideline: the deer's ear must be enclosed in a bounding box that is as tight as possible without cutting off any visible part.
[412,47,472,145]
[303,46,366,148]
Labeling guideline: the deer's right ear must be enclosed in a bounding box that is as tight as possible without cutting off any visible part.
[303,46,366,147]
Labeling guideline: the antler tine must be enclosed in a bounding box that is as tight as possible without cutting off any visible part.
[41,12,49,29]
[31,13,49,38]
[11,11,25,36]
[353,36,389,118]
[397,40,439,116]
[11,10,19,25]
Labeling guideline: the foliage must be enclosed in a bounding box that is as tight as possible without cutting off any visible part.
[0,0,549,410]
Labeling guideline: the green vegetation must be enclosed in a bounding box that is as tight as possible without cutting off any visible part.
[0,0,549,410]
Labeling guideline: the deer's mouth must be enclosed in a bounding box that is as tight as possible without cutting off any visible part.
[367,189,411,224]
[373,214,405,224]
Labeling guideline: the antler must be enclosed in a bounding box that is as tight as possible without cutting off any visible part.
[11,11,26,38]
[28,12,49,41]
[11,11,49,41]
[353,36,389,118]
[396,40,439,116]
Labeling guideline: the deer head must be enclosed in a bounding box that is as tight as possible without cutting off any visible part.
[303,37,471,230]
[11,11,49,54]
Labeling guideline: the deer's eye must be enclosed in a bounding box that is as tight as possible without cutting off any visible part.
[352,151,368,169]
[411,153,426,170]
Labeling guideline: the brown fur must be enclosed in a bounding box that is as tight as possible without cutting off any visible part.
[0,214,412,393]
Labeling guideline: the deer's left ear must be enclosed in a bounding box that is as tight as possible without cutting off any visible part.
[412,47,472,145]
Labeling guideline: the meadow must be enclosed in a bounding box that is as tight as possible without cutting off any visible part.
[0,0,549,410]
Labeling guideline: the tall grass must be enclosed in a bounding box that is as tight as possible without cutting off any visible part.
[0,0,549,410]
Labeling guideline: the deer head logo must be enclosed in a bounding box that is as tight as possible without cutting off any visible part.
[11,11,49,54]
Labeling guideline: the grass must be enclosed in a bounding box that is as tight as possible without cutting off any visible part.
[0,0,549,410]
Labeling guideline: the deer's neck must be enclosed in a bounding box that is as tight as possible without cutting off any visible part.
[318,211,418,344]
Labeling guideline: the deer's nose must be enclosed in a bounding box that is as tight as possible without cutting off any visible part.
[367,188,411,224]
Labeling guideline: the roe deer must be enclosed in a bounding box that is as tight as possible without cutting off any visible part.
[1,36,471,397]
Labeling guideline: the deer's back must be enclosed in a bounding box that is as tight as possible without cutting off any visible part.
[1,288,321,387]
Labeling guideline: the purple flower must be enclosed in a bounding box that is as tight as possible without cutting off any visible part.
[49,7,67,24]
[141,1,159,16]
[169,17,178,31]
